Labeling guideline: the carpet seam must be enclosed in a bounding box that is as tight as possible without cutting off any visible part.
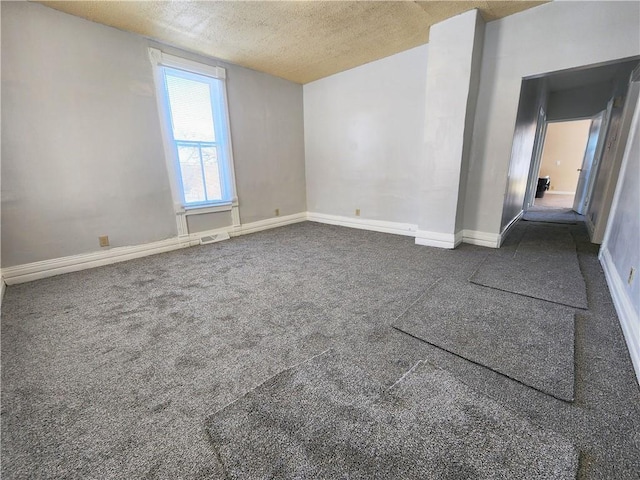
[387,360,423,391]
[388,278,443,326]
[468,279,588,310]
[206,348,333,419]
[203,427,233,480]
[467,251,493,282]
[385,357,581,466]
[391,325,575,403]
[202,347,334,477]
[513,223,530,258]
[567,226,593,312]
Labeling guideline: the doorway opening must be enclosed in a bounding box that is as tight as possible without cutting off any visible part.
[532,119,593,210]
[500,56,639,245]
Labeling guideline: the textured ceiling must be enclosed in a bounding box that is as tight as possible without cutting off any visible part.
[38,1,548,84]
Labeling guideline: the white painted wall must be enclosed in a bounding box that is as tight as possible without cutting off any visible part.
[601,89,640,384]
[464,0,640,234]
[1,1,176,267]
[603,94,640,315]
[417,9,484,242]
[455,12,486,234]
[227,65,306,225]
[1,2,306,267]
[416,10,484,244]
[303,44,428,225]
[589,76,640,244]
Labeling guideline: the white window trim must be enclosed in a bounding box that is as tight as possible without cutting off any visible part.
[148,48,240,235]
[148,48,226,80]
[179,203,232,215]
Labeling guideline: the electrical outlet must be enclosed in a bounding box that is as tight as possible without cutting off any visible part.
[99,235,110,247]
[628,267,636,285]
[275,208,280,217]
[355,208,360,216]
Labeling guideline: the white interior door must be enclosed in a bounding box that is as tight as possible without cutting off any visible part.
[524,107,548,210]
[573,113,603,214]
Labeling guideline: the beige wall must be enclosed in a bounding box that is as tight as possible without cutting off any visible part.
[539,120,592,193]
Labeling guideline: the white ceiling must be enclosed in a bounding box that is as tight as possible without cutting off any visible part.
[37,1,548,84]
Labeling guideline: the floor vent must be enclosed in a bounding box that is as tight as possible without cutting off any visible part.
[199,232,230,245]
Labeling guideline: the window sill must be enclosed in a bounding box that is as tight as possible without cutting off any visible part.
[178,203,233,216]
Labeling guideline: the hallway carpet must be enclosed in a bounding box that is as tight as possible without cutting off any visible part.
[523,207,579,224]
[471,224,588,309]
[2,220,639,479]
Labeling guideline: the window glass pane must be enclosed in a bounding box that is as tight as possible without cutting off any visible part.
[177,144,206,203]
[202,146,222,201]
[158,61,233,207]
[165,70,216,142]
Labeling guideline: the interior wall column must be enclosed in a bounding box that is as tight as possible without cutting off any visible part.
[415,9,485,248]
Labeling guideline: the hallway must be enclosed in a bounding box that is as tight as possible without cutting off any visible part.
[534,193,575,209]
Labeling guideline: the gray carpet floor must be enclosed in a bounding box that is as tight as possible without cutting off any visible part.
[393,278,576,401]
[2,219,640,479]
[206,349,578,479]
[471,224,588,309]
[523,207,579,224]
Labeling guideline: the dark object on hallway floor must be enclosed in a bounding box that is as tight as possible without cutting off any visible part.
[393,278,576,401]
[536,176,551,198]
[206,350,578,480]
[470,224,588,309]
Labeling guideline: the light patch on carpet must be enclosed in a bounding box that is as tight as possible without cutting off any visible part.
[205,350,578,479]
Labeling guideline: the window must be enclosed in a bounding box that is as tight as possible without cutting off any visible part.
[149,49,236,210]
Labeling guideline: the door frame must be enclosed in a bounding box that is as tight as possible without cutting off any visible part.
[523,106,548,210]
[524,115,596,211]
[575,98,614,214]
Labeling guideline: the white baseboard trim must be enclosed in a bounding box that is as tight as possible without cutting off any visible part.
[546,191,575,195]
[415,230,462,249]
[462,229,501,248]
[307,212,418,237]
[231,212,307,236]
[1,211,505,284]
[2,236,192,285]
[308,212,500,250]
[600,246,640,386]
[499,210,524,247]
[1,213,307,285]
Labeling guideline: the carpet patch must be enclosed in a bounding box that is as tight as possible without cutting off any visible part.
[523,208,578,224]
[470,224,588,309]
[393,279,575,401]
[206,350,578,479]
